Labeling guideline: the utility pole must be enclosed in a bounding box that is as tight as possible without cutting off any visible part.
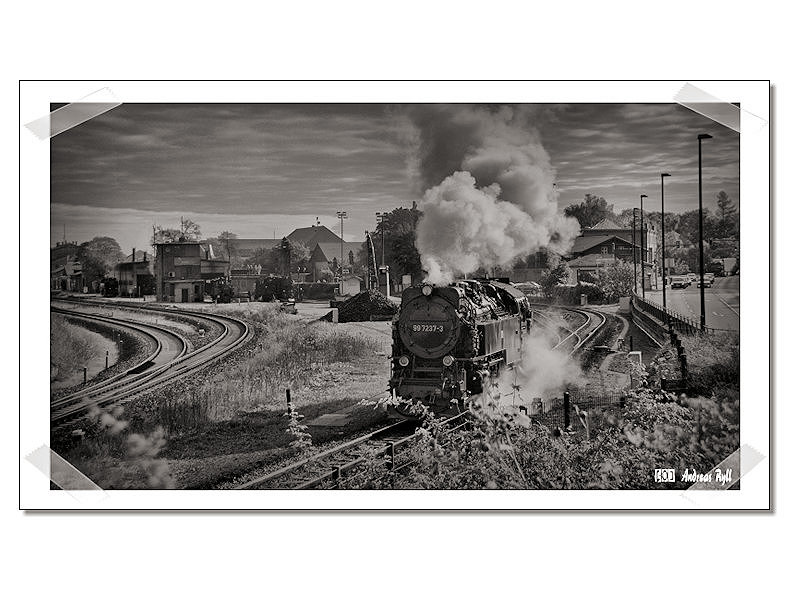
[632,208,637,294]
[660,173,671,309]
[336,211,347,293]
[697,133,713,330]
[640,194,648,298]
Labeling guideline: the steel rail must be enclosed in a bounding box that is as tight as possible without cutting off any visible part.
[50,303,252,425]
[50,307,187,407]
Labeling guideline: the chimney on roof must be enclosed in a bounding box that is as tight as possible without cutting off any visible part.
[143,251,147,262]
[132,248,136,262]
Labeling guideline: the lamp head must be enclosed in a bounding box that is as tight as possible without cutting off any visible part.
[698,133,713,140]
[661,172,671,178]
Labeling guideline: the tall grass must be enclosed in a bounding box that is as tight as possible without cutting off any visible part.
[50,315,99,381]
[157,307,377,433]
[681,332,739,395]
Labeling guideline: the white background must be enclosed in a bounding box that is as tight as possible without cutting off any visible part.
[5,1,787,588]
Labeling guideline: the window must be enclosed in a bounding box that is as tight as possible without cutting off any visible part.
[601,246,608,255]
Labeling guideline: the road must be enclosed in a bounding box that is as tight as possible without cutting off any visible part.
[644,275,739,332]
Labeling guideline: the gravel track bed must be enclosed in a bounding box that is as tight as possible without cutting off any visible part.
[63,301,223,349]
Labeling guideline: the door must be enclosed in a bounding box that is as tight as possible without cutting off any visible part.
[181,288,189,302]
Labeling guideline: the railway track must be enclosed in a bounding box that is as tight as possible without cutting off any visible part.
[50,301,252,427]
[234,412,469,490]
[532,306,607,354]
[232,306,610,490]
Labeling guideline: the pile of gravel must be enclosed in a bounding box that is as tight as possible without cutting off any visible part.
[337,290,398,322]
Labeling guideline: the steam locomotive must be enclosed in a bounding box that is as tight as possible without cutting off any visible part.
[389,279,531,417]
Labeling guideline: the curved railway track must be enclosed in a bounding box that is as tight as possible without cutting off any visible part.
[50,301,252,427]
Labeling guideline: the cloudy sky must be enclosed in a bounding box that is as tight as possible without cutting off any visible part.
[51,103,738,254]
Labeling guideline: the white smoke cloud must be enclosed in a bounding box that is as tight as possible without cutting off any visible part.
[411,105,580,285]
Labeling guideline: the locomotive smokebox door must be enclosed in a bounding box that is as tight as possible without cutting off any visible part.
[398,293,460,359]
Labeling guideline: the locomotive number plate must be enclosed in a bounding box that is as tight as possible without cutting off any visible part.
[412,324,445,333]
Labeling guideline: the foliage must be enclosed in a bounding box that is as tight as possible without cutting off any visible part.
[151,217,202,244]
[56,406,176,489]
[564,194,615,228]
[77,236,125,284]
[50,315,100,381]
[595,258,634,300]
[539,258,569,300]
[371,205,423,282]
[285,403,313,449]
[205,230,238,261]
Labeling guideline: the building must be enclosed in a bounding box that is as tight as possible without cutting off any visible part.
[114,249,155,297]
[567,218,657,289]
[50,241,83,292]
[152,239,230,302]
[227,225,364,281]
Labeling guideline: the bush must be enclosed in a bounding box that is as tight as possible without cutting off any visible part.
[553,282,606,304]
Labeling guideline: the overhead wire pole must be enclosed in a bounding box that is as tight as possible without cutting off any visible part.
[640,194,648,298]
[697,133,713,330]
[336,211,347,293]
[660,173,671,309]
[632,208,638,294]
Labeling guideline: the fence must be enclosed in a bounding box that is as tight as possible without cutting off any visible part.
[519,390,627,432]
[631,291,735,336]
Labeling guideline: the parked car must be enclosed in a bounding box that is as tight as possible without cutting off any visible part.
[671,276,688,289]
[686,273,697,283]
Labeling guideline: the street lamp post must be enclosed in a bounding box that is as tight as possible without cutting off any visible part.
[660,173,671,309]
[375,211,388,266]
[697,133,713,330]
[336,211,347,293]
[640,194,648,298]
[632,207,638,294]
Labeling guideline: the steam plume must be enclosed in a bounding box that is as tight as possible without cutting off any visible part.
[410,105,579,284]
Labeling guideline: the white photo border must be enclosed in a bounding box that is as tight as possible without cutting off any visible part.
[20,80,770,510]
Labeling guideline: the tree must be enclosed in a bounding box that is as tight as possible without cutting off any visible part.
[289,241,311,271]
[78,237,125,287]
[596,259,634,300]
[539,258,569,300]
[205,231,238,261]
[372,205,423,282]
[713,191,738,239]
[151,217,202,244]
[564,194,615,229]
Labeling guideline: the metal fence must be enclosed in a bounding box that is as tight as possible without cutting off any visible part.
[520,390,627,432]
[631,292,735,336]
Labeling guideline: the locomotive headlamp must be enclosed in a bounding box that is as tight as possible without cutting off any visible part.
[442,355,455,367]
[398,355,410,367]
[421,285,433,296]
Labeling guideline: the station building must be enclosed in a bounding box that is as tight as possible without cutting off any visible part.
[152,239,230,302]
[114,248,155,297]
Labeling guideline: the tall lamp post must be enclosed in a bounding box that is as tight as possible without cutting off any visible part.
[375,211,388,266]
[697,133,713,330]
[632,207,638,294]
[336,211,347,293]
[660,173,671,309]
[640,194,648,298]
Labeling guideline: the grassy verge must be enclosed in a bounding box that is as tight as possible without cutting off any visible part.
[50,315,100,382]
